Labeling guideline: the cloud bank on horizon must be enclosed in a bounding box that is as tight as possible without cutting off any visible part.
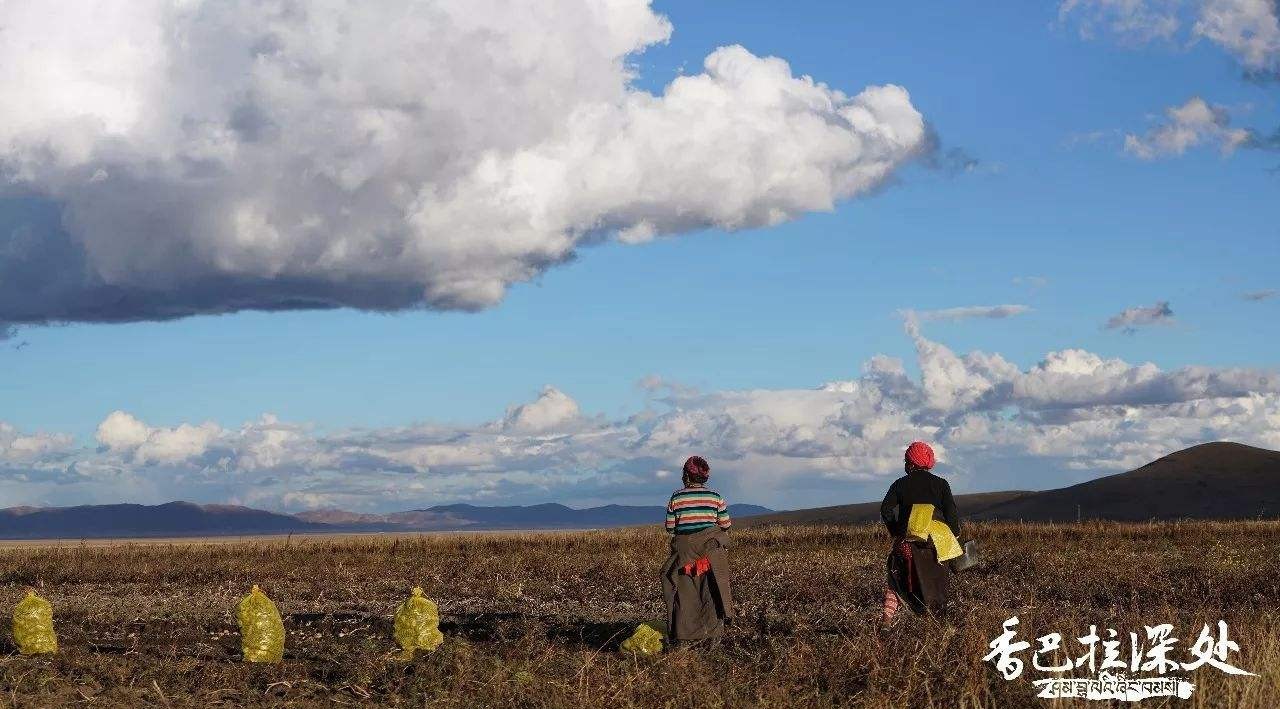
[0,0,929,337]
[4,318,1277,512]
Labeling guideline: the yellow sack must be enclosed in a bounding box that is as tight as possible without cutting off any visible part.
[393,587,443,659]
[906,504,964,563]
[237,585,285,663]
[619,621,665,656]
[13,590,57,655]
[905,503,935,539]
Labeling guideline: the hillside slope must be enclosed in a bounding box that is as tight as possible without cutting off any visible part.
[975,441,1280,522]
[741,442,1280,527]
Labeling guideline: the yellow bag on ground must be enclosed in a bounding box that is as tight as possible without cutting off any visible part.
[620,621,665,656]
[238,585,284,663]
[393,587,443,659]
[13,590,57,655]
[906,504,964,562]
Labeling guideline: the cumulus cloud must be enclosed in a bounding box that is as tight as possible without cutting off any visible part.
[7,319,1278,511]
[1124,97,1251,158]
[502,386,582,433]
[1195,0,1280,73]
[1104,300,1176,332]
[1062,2,1280,160]
[95,410,223,465]
[95,411,152,451]
[0,422,73,464]
[1061,0,1280,73]
[0,1,929,335]
[1006,348,1277,409]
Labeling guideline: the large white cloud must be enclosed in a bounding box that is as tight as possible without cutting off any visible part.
[7,316,1278,511]
[95,410,223,465]
[0,1,928,334]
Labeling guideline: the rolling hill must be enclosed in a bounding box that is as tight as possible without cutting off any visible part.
[972,441,1280,522]
[742,441,1280,528]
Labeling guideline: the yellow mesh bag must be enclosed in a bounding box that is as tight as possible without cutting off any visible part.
[906,503,936,539]
[906,503,964,562]
[237,585,284,663]
[619,621,665,656]
[12,590,57,655]
[393,587,443,659]
[931,525,964,562]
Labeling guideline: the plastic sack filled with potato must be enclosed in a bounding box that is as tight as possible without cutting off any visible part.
[238,585,285,663]
[620,621,665,656]
[394,586,444,659]
[13,590,57,655]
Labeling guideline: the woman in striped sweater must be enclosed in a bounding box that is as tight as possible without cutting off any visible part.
[664,478,732,535]
[659,456,736,644]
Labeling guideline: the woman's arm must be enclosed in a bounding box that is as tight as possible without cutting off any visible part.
[715,494,731,530]
[880,480,901,536]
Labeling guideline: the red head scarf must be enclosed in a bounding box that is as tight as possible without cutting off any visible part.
[682,455,710,484]
[905,441,935,470]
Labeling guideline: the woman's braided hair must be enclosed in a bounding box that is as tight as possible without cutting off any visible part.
[681,455,710,486]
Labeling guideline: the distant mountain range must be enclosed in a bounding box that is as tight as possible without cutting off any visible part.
[1,442,1274,539]
[0,500,772,540]
[0,501,328,539]
[296,502,774,532]
[741,441,1280,527]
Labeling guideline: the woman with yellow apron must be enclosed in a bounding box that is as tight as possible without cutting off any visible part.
[879,441,963,623]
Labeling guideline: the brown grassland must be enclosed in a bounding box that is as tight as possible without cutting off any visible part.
[0,521,1276,708]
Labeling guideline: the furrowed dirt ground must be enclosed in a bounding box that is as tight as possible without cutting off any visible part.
[0,521,1276,708]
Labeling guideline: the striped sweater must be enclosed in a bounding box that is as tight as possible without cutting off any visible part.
[665,485,731,534]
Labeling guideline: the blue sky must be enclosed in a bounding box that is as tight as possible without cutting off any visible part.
[0,1,1277,512]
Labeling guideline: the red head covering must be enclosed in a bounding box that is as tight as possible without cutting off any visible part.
[682,455,710,484]
[905,441,935,470]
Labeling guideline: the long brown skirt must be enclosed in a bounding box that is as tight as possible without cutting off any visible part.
[660,527,734,642]
[886,538,949,616]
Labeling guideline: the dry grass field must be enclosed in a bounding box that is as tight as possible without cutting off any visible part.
[0,521,1276,708]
